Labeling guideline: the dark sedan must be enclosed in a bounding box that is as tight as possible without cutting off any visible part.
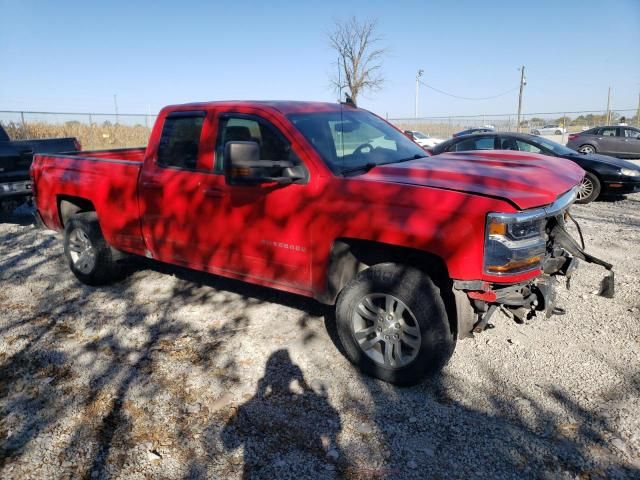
[566,126,640,158]
[429,132,640,203]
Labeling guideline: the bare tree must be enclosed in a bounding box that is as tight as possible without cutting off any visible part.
[329,17,387,105]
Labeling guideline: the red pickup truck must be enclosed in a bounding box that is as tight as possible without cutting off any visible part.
[31,101,613,385]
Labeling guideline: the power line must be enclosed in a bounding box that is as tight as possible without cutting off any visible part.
[418,80,519,101]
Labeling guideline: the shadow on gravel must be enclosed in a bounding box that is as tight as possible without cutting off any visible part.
[218,349,344,479]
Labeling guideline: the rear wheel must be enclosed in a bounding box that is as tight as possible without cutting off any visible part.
[335,263,455,385]
[63,212,121,285]
[555,129,562,135]
[576,172,601,204]
[578,144,596,154]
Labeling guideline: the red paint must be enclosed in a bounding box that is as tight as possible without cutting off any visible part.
[467,290,498,303]
[31,101,583,300]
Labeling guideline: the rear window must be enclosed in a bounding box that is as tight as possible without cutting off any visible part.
[450,136,495,152]
[157,112,205,169]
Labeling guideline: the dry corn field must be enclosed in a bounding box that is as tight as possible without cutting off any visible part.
[2,122,151,150]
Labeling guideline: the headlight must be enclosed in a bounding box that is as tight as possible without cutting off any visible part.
[620,168,640,177]
[485,211,546,275]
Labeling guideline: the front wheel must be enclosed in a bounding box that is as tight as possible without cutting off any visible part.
[335,263,455,385]
[555,130,562,135]
[63,212,121,285]
[532,129,540,135]
[576,172,601,204]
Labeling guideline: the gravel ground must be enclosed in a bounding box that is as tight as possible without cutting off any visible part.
[1,197,639,480]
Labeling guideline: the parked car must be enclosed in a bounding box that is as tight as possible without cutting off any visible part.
[531,124,566,135]
[0,123,79,212]
[31,100,612,385]
[566,126,640,159]
[429,132,640,204]
[453,127,494,137]
[403,130,444,148]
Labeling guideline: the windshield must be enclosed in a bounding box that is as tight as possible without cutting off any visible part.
[531,136,576,155]
[288,110,427,174]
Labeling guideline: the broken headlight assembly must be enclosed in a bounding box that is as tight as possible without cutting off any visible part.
[484,210,547,275]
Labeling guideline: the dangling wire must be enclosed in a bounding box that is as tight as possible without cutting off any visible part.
[418,80,519,101]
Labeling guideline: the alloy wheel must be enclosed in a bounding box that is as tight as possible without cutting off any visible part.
[577,176,594,201]
[351,293,421,368]
[68,228,96,274]
[579,145,595,154]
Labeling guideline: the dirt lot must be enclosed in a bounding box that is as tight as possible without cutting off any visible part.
[1,197,639,480]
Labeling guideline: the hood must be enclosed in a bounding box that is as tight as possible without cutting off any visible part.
[565,151,640,170]
[364,150,584,210]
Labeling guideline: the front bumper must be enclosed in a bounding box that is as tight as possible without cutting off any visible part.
[603,179,640,195]
[455,219,614,338]
[0,180,33,199]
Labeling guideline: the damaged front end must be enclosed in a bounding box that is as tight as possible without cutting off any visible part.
[455,187,614,338]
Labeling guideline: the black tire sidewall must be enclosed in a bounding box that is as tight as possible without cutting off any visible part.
[63,213,116,285]
[335,263,455,385]
[576,172,601,204]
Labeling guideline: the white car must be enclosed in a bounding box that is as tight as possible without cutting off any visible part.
[530,124,566,135]
[404,130,444,148]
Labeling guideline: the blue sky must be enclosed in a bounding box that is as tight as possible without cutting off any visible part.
[1,0,638,118]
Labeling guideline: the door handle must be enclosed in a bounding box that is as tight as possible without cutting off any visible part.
[142,181,163,189]
[203,187,226,198]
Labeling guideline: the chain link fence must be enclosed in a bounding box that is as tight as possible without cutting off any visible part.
[1,108,639,150]
[0,110,156,150]
[390,109,639,141]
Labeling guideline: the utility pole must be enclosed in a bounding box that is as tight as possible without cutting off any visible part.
[606,87,612,124]
[636,91,640,127]
[113,94,119,124]
[516,66,526,133]
[415,69,424,118]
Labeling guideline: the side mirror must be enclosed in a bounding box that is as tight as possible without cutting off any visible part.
[224,141,305,186]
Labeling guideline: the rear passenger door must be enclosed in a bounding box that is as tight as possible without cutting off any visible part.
[139,110,212,265]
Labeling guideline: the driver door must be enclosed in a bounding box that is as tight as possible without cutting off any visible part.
[622,128,640,157]
[200,111,313,291]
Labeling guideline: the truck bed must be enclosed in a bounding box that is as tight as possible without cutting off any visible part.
[31,147,147,255]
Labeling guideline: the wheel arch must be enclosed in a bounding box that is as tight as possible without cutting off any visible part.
[57,195,96,227]
[320,238,460,337]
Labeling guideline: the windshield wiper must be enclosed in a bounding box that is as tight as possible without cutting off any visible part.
[382,153,427,165]
[340,154,427,177]
[341,162,378,176]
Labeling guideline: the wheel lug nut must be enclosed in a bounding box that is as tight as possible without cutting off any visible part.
[394,323,401,329]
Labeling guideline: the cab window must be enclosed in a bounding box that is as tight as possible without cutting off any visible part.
[215,115,299,172]
[157,112,205,170]
[624,128,640,139]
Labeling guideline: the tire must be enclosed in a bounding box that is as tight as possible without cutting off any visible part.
[63,212,121,285]
[532,130,540,135]
[576,171,601,204]
[578,144,596,154]
[335,263,455,385]
[555,130,562,135]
